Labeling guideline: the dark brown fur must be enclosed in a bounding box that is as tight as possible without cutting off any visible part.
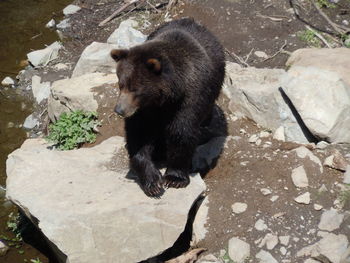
[111,18,225,197]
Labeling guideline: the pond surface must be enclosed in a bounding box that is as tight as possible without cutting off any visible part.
[0,0,72,261]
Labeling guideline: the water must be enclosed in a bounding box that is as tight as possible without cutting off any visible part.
[0,0,72,261]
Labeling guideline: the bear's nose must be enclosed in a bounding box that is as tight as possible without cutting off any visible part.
[114,105,125,117]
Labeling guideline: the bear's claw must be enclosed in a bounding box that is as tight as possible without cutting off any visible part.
[143,181,164,198]
[163,170,190,189]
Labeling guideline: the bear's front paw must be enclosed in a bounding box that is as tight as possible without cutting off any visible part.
[163,169,190,189]
[142,167,164,198]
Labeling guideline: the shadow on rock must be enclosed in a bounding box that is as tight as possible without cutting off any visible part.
[139,195,206,263]
[17,210,67,263]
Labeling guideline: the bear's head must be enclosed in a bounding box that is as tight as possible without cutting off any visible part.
[111,43,175,118]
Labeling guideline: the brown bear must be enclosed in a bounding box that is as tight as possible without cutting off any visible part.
[111,18,225,197]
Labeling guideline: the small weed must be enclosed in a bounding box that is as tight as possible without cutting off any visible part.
[7,212,22,242]
[46,110,100,150]
[341,34,350,48]
[219,249,237,263]
[30,258,43,263]
[339,185,350,206]
[298,29,322,47]
[314,0,336,8]
[221,251,235,263]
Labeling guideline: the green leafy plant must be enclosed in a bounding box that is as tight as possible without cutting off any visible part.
[30,258,43,263]
[46,110,100,150]
[7,212,22,242]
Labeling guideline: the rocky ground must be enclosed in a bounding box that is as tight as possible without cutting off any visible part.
[195,114,350,263]
[2,0,350,263]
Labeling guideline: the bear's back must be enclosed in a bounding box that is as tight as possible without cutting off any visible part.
[147,18,225,71]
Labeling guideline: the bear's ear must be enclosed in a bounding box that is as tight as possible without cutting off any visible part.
[110,49,129,62]
[146,58,162,74]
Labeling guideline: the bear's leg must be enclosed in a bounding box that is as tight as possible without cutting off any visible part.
[163,137,196,188]
[130,144,164,197]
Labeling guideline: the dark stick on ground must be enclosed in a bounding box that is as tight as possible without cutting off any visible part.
[278,87,320,144]
[99,0,145,27]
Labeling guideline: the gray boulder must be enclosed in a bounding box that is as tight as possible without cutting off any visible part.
[27,42,62,67]
[323,149,349,171]
[281,66,350,143]
[297,232,349,263]
[107,18,147,47]
[45,19,56,28]
[318,208,344,232]
[286,48,350,87]
[56,19,70,30]
[1,76,15,86]
[224,60,350,144]
[71,42,119,77]
[32,75,50,104]
[63,4,81,16]
[223,62,308,143]
[48,73,116,121]
[23,114,39,129]
[6,136,206,263]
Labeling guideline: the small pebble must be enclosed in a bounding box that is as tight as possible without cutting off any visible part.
[260,188,272,196]
[314,204,323,211]
[255,219,268,231]
[279,236,290,246]
[232,202,248,214]
[270,195,279,202]
[294,192,310,204]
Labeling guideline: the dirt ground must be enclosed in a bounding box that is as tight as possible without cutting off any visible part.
[14,0,350,262]
[198,100,350,262]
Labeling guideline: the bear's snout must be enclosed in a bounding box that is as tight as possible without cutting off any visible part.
[114,104,126,117]
[115,91,138,118]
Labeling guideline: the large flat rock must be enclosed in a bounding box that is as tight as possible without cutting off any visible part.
[6,136,206,263]
[48,72,116,121]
